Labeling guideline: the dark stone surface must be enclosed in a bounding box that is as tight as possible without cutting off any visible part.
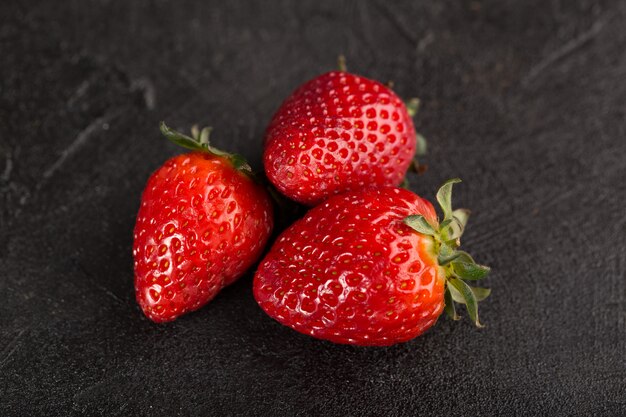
[1,1,625,415]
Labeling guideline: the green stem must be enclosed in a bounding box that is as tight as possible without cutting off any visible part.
[337,55,347,72]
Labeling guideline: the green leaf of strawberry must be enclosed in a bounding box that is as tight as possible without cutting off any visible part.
[415,132,428,157]
[452,208,470,229]
[448,277,482,327]
[451,260,491,280]
[436,178,462,221]
[444,286,460,321]
[404,214,437,236]
[449,285,491,304]
[438,242,461,265]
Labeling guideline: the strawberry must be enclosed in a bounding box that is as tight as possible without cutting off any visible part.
[133,123,273,323]
[253,179,489,346]
[263,65,425,206]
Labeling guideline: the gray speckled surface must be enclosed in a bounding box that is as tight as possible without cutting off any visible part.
[1,1,625,415]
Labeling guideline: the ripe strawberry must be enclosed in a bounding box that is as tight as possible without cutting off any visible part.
[133,123,273,323]
[263,67,424,206]
[253,180,489,346]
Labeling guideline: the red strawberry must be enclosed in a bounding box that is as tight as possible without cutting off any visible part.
[263,67,424,206]
[133,123,273,323]
[253,180,489,346]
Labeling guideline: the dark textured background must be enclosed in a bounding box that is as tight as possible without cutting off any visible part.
[1,0,625,416]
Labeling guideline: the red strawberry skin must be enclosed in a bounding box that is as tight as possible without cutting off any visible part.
[253,187,444,346]
[134,152,273,323]
[264,71,417,206]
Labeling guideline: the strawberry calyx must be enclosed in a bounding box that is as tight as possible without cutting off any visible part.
[159,121,253,175]
[403,178,491,327]
[160,122,292,212]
